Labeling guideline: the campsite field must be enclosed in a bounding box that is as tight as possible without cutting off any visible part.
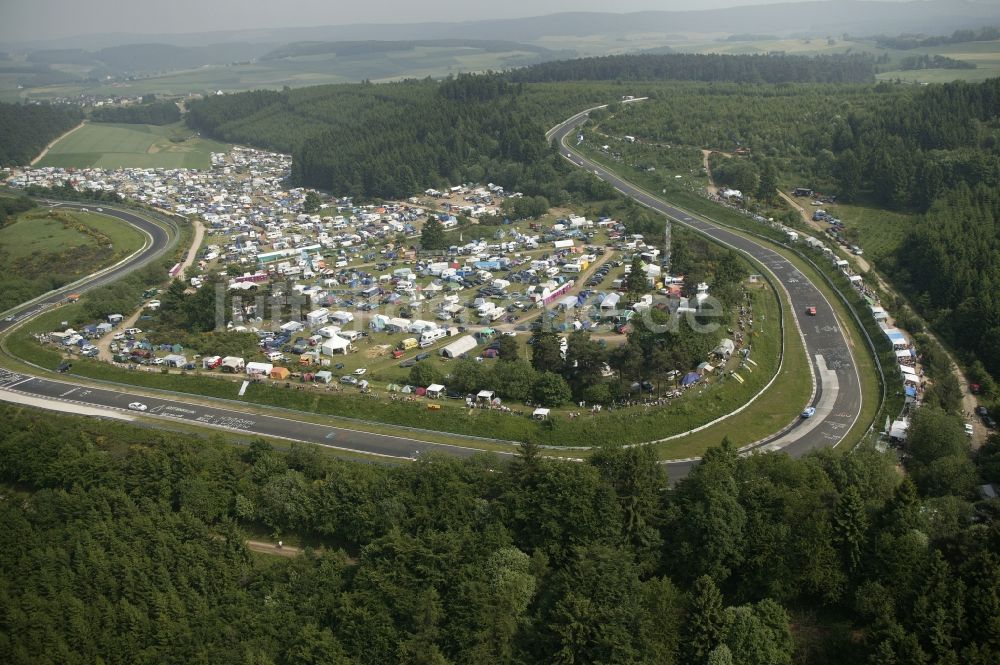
[36,121,231,170]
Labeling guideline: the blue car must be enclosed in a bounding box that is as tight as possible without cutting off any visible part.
[801,407,816,419]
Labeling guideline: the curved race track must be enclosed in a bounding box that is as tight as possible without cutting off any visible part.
[0,109,865,477]
[548,104,864,477]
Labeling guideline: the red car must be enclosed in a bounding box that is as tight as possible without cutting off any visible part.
[806,306,817,316]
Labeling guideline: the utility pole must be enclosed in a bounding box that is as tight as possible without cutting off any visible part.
[663,218,672,273]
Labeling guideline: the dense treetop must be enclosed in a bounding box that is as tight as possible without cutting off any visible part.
[0,101,83,166]
[91,99,181,125]
[508,52,877,85]
[0,401,997,664]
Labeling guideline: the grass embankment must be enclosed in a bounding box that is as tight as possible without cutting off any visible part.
[36,121,230,170]
[0,206,146,311]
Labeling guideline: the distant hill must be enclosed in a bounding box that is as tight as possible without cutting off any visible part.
[6,1,999,50]
[24,43,273,76]
[261,39,564,61]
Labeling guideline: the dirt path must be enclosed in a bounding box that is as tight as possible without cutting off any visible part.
[777,190,827,233]
[31,121,85,166]
[176,220,205,280]
[246,539,302,558]
[95,308,143,362]
[95,218,204,362]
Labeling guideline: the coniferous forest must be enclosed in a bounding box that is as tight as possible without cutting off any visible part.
[0,101,83,166]
[1,404,998,665]
[90,99,181,125]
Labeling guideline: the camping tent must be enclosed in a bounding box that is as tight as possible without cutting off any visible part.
[270,367,290,380]
[441,335,478,358]
[681,371,700,387]
[314,370,333,384]
[426,384,445,398]
[321,335,351,355]
[713,339,736,358]
[533,408,550,420]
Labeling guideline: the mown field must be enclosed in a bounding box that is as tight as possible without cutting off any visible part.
[0,206,145,311]
[36,121,230,169]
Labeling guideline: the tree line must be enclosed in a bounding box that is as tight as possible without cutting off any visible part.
[186,77,589,203]
[0,101,83,166]
[1,396,998,664]
[91,99,181,125]
[508,53,876,84]
[896,184,1000,378]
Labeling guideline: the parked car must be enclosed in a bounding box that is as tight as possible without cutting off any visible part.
[339,375,358,385]
[353,368,367,375]
[415,352,430,361]
[965,423,975,437]
[399,359,417,368]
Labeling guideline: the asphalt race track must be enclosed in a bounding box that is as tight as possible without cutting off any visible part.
[0,368,484,461]
[0,202,172,334]
[0,112,866,477]
[548,105,864,476]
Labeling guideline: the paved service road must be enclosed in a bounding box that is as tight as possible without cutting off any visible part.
[548,105,864,472]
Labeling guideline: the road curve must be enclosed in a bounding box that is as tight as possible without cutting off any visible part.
[0,202,501,462]
[548,104,864,474]
[0,202,173,330]
[1,122,864,478]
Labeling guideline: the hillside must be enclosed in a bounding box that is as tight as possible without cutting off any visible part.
[7,2,999,51]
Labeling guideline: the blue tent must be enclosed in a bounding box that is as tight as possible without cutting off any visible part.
[681,371,700,387]
[904,385,917,398]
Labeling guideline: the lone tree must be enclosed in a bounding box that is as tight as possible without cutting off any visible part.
[421,217,447,250]
[497,334,519,361]
[625,256,648,297]
[303,190,322,213]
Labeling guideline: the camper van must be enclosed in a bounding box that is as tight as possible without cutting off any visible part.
[420,328,447,348]
[398,337,418,351]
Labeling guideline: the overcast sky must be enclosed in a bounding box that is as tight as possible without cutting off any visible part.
[0,0,917,43]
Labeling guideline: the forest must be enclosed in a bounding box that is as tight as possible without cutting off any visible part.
[186,77,593,202]
[91,99,181,125]
[0,101,83,166]
[1,396,998,665]
[507,53,877,84]
[897,184,1000,377]
[184,51,878,201]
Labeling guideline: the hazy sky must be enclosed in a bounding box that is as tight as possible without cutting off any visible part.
[0,0,902,43]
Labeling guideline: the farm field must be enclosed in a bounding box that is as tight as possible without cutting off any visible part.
[36,121,231,170]
[876,38,1000,83]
